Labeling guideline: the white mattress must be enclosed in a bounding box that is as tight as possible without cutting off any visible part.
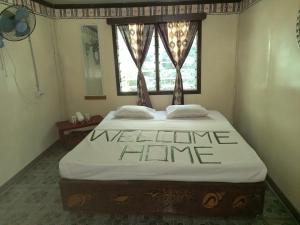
[59,111,267,183]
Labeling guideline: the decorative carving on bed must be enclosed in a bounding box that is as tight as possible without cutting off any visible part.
[60,179,266,217]
[67,193,92,208]
[232,195,249,209]
[145,189,192,205]
[114,196,129,204]
[202,192,225,209]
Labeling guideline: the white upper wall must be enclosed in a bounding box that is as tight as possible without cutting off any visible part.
[55,14,239,122]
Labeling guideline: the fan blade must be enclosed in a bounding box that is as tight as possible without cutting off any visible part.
[16,29,29,37]
[15,7,29,21]
[0,16,15,33]
[16,21,28,36]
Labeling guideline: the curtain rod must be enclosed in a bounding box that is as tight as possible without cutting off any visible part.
[106,13,207,25]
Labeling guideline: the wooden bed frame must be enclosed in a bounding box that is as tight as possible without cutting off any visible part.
[60,178,266,217]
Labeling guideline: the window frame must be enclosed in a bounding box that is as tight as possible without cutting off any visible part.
[112,23,202,96]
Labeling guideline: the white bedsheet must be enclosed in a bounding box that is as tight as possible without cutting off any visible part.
[59,111,267,183]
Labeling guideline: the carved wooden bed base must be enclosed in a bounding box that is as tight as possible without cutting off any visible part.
[60,178,266,217]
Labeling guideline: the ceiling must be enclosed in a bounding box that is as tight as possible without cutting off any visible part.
[35,0,241,7]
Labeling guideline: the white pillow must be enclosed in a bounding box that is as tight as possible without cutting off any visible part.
[114,105,155,119]
[166,104,208,119]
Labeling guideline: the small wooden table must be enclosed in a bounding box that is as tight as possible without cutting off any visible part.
[56,115,103,149]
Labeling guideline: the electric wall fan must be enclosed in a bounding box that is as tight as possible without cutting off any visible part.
[0,5,36,47]
[0,5,42,96]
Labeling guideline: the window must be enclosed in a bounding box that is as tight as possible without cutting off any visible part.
[113,25,201,95]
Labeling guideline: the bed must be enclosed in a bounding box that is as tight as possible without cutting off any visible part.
[59,111,267,216]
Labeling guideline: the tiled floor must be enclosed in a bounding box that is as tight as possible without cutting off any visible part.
[0,143,299,225]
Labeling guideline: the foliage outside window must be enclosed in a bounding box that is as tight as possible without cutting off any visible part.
[113,26,200,95]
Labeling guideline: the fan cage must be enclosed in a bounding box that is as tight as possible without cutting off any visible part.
[0,5,36,42]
